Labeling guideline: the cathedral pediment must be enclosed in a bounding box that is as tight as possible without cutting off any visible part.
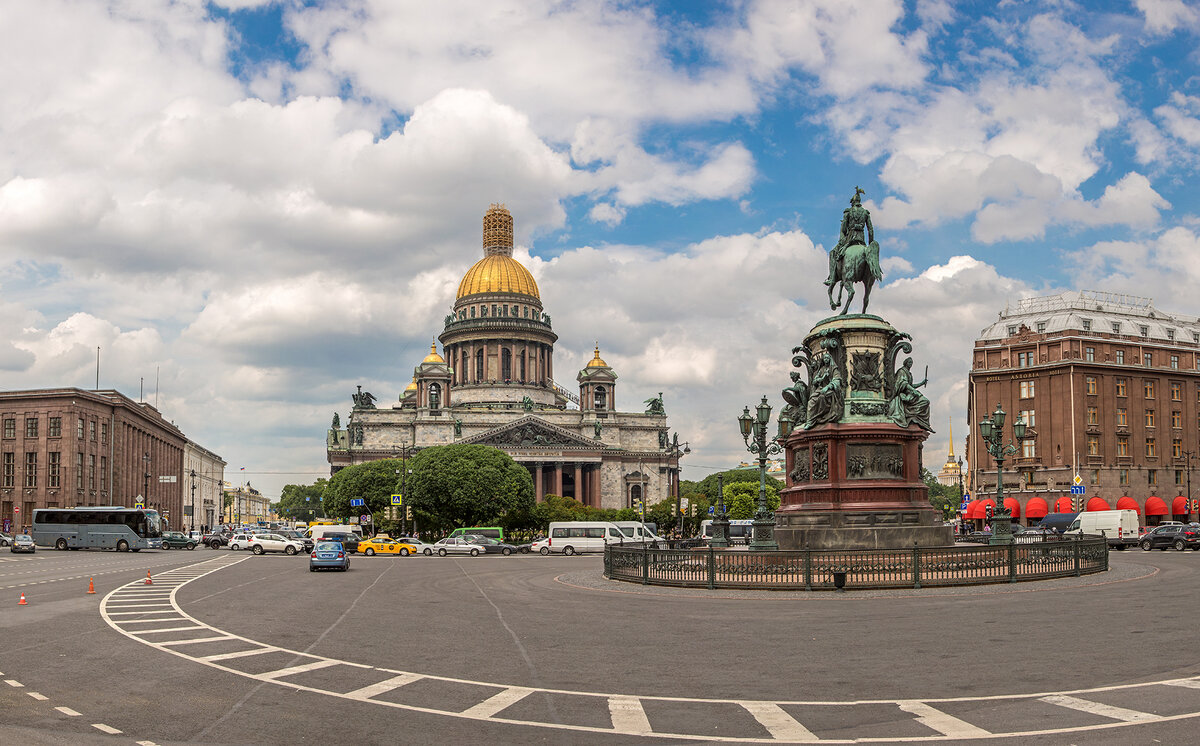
[463,416,599,450]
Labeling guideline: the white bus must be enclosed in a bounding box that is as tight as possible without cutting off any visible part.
[32,507,164,551]
[532,521,628,555]
[700,519,755,543]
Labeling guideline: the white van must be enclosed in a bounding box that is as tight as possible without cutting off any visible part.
[533,521,627,555]
[1064,509,1139,549]
[612,521,666,547]
[306,524,364,542]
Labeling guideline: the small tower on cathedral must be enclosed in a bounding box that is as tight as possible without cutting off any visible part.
[937,418,963,487]
[414,342,452,413]
[578,344,617,413]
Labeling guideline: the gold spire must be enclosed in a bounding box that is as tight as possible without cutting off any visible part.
[404,374,417,395]
[947,418,955,459]
[586,343,609,368]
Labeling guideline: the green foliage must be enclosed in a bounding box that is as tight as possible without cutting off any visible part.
[324,459,404,521]
[222,491,234,509]
[922,467,963,519]
[690,469,783,501]
[723,481,780,519]
[408,444,535,530]
[274,479,328,520]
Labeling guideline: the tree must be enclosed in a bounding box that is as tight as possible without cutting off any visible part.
[922,467,962,519]
[274,479,328,521]
[324,459,404,523]
[407,444,535,530]
[689,468,784,502]
[723,481,780,519]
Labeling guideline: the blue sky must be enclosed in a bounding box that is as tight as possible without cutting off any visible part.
[2,0,1200,498]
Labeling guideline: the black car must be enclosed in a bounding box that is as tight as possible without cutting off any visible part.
[464,536,518,555]
[322,532,361,554]
[276,530,314,553]
[202,530,233,549]
[1140,524,1200,551]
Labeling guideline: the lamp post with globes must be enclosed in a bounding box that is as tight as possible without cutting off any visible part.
[738,396,792,551]
[978,402,1026,546]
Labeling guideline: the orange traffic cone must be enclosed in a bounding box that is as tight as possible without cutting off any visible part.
[144,570,153,585]
[87,578,96,594]
[18,593,27,605]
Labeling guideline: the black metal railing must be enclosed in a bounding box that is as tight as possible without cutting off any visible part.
[603,535,1108,590]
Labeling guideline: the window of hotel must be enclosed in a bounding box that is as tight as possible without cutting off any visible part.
[1019,409,1035,427]
[1112,322,1121,333]
[1140,325,1149,337]
[76,419,84,438]
[1085,347,1095,361]
[1117,437,1130,457]
[1146,438,1157,458]
[1177,470,1185,486]
[1022,439,1036,458]
[100,423,107,444]
[1116,379,1127,397]
[100,455,107,486]
[88,454,95,489]
[1172,382,1182,400]
[1019,380,1036,398]
[1174,438,1183,458]
[1017,351,1031,368]
[1173,411,1182,428]
[1007,325,1017,336]
[1120,469,1129,485]
[88,421,95,441]
[1085,376,1097,394]
[1116,349,1125,364]
[2,452,13,487]
[1145,381,1156,398]
[1090,469,1100,484]
[76,453,83,489]
[1087,435,1100,455]
[1149,469,1158,486]
[1036,322,1046,333]
[2,419,12,439]
[1117,408,1128,427]
[1146,409,1156,427]
[1087,406,1098,425]
[1024,472,1035,486]
[48,452,60,488]
[1171,355,1179,369]
[1144,352,1153,367]
[24,452,36,488]
[25,418,37,438]
[1167,329,1176,341]
[1082,319,1092,331]
[49,417,61,437]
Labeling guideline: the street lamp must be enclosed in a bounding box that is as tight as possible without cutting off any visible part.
[190,469,197,534]
[669,434,691,539]
[978,402,1026,546]
[738,396,785,550]
[710,473,731,548]
[142,452,150,509]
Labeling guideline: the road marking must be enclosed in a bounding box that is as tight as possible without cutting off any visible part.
[1040,695,1161,722]
[157,635,236,646]
[107,610,180,616]
[55,706,81,716]
[609,695,652,734]
[345,673,423,700]
[201,648,277,662]
[135,625,206,634]
[92,723,122,734]
[27,691,48,700]
[898,701,992,738]
[115,617,189,624]
[461,686,534,718]
[1166,679,1200,690]
[740,701,818,741]
[5,679,23,687]
[256,659,340,680]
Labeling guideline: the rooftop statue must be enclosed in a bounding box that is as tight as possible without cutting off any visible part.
[352,385,377,409]
[825,187,883,315]
[645,392,666,416]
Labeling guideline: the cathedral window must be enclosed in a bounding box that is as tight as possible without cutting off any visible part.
[595,386,607,410]
[428,383,441,411]
[502,349,512,380]
[470,306,476,318]
[475,350,484,380]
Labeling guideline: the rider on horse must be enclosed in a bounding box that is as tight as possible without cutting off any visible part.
[825,187,873,287]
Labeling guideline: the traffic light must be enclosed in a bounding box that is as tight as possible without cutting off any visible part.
[405,505,413,520]
[671,503,677,516]
[1071,497,1079,512]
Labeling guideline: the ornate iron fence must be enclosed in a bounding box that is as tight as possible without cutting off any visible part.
[603,535,1108,590]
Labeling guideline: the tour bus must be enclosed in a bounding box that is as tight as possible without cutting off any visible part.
[700,519,755,543]
[31,506,164,551]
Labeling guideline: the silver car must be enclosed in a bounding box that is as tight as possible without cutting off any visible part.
[432,537,481,556]
[10,534,36,553]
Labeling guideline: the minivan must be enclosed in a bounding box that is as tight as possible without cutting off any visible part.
[533,521,627,555]
[1064,509,1139,549]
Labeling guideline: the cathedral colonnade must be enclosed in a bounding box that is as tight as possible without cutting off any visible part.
[523,460,602,506]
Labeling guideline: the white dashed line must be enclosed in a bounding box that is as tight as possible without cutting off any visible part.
[608,695,653,734]
[1040,695,1162,722]
[740,701,818,741]
[91,723,122,734]
[5,679,23,687]
[55,706,81,716]
[26,691,48,700]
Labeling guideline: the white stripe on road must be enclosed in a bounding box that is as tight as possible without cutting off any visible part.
[55,706,81,716]
[92,723,122,734]
[27,691,48,700]
[134,625,206,634]
[344,673,423,700]
[740,701,818,741]
[461,686,534,718]
[157,635,236,646]
[1165,678,1200,690]
[256,659,340,680]
[1040,695,1161,722]
[5,679,23,687]
[201,647,277,662]
[898,700,992,738]
[609,695,652,734]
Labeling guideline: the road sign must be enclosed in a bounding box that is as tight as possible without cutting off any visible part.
[1073,474,1083,486]
[390,494,402,506]
[708,506,715,514]
[158,475,177,483]
[350,498,365,507]
[360,514,370,524]
[1070,485,1085,495]
[134,501,144,509]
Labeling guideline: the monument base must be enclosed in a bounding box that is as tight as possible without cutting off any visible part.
[775,508,953,550]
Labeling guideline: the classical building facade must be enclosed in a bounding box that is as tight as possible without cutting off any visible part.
[968,291,1200,526]
[327,205,683,508]
[184,440,227,531]
[0,388,213,530]
[935,419,963,487]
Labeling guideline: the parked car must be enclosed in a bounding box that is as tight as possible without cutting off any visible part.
[160,531,197,550]
[0,532,12,547]
[227,533,256,551]
[464,536,518,555]
[246,533,304,555]
[432,537,481,556]
[321,532,361,554]
[358,537,419,556]
[1140,524,1200,551]
[390,536,435,555]
[10,534,35,553]
[309,540,350,571]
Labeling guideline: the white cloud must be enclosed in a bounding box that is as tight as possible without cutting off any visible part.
[1135,0,1200,34]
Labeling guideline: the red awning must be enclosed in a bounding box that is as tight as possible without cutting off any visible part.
[1004,497,1021,518]
[1086,497,1111,512]
[962,499,981,518]
[1025,497,1049,519]
[1173,496,1188,516]
[967,498,996,520]
[1054,496,1073,513]
[1145,496,1169,516]
[1116,496,1141,514]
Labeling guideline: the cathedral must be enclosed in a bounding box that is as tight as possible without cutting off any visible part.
[326,205,684,508]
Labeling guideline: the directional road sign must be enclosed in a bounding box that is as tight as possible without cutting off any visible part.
[1070,485,1085,495]
[350,498,365,507]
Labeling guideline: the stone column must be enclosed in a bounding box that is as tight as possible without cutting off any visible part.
[574,463,583,505]
[593,465,602,508]
[554,462,563,498]
[535,463,544,504]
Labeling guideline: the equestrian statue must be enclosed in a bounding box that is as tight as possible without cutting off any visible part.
[824,187,883,315]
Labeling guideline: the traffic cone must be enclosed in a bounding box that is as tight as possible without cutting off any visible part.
[144,570,153,585]
[87,578,95,594]
[18,593,27,605]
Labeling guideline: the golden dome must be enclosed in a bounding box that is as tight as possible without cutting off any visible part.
[456,253,540,300]
[586,344,609,368]
[404,375,417,395]
[422,342,446,364]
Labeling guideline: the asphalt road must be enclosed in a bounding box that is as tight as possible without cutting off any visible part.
[1,546,1198,745]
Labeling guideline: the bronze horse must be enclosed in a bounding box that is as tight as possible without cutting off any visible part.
[828,239,882,315]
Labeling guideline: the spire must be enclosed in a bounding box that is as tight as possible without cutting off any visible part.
[947,418,955,459]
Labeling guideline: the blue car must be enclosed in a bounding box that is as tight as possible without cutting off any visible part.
[309,541,349,572]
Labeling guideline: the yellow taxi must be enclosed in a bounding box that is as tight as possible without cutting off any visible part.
[357,536,419,556]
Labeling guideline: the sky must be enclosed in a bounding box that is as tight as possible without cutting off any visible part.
[3,0,1200,501]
